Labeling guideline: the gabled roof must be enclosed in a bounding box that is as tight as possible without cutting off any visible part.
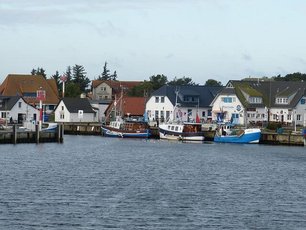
[92,80,142,90]
[0,96,20,110]
[61,98,95,113]
[151,85,223,108]
[105,96,146,116]
[228,80,306,108]
[0,74,59,105]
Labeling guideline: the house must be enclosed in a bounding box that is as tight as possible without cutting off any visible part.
[54,98,98,123]
[0,74,59,114]
[92,80,143,100]
[146,85,223,123]
[211,80,306,126]
[89,99,112,122]
[104,96,147,122]
[0,96,39,124]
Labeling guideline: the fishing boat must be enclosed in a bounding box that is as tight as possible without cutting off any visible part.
[159,122,204,141]
[101,117,150,138]
[41,122,58,132]
[214,124,261,143]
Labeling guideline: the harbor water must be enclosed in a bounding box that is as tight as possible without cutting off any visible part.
[1,136,306,229]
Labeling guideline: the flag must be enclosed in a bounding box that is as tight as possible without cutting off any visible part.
[196,113,200,123]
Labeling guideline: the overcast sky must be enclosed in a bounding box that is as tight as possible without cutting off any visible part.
[1,0,306,85]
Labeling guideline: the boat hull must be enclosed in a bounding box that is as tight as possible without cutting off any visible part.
[214,128,261,144]
[101,126,150,138]
[159,127,204,141]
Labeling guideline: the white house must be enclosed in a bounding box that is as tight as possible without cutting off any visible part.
[0,96,39,124]
[146,85,223,123]
[210,87,246,125]
[211,80,306,127]
[54,98,98,123]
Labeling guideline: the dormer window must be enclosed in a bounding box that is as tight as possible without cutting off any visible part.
[183,96,199,102]
[249,97,262,104]
[276,97,288,104]
[155,97,159,103]
[161,96,165,103]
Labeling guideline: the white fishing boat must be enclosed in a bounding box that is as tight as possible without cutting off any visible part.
[159,121,204,141]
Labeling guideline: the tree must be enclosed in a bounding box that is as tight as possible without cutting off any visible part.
[168,76,197,86]
[274,72,306,81]
[128,81,153,97]
[51,70,61,95]
[149,74,168,91]
[204,79,222,86]
[98,61,111,80]
[65,66,73,82]
[110,71,117,81]
[65,82,82,98]
[72,64,90,92]
[31,67,47,79]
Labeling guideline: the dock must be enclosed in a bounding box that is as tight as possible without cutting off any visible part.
[0,125,64,144]
[63,123,305,146]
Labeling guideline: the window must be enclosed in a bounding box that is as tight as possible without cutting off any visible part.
[161,97,165,103]
[222,97,233,103]
[166,111,170,120]
[61,106,64,111]
[155,110,159,119]
[276,97,288,104]
[19,102,22,108]
[60,114,64,119]
[297,114,301,121]
[1,112,6,118]
[301,99,306,104]
[155,97,159,103]
[160,111,164,120]
[249,97,262,104]
[287,115,292,121]
[202,111,206,117]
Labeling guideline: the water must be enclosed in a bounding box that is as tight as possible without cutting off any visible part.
[0,136,306,229]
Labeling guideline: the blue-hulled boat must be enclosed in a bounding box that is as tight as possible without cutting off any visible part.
[214,127,261,144]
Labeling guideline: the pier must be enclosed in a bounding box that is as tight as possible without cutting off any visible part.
[0,124,64,144]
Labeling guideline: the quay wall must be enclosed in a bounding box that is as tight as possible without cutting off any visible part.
[0,125,64,144]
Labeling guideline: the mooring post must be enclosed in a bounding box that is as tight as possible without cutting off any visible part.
[60,123,64,143]
[36,124,40,144]
[13,124,17,144]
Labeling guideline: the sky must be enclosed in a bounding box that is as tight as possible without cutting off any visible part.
[1,0,306,85]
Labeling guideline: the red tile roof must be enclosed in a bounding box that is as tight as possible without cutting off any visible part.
[0,74,59,105]
[92,80,142,90]
[105,96,147,117]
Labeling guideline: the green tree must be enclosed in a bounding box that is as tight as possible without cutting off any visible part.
[51,70,61,95]
[128,81,153,97]
[274,72,306,81]
[31,67,47,78]
[65,66,73,82]
[98,61,111,80]
[72,64,90,92]
[149,74,168,91]
[65,82,82,98]
[110,71,117,81]
[204,79,222,86]
[168,76,197,86]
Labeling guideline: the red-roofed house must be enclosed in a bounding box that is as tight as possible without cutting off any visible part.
[104,96,147,122]
[0,74,59,115]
